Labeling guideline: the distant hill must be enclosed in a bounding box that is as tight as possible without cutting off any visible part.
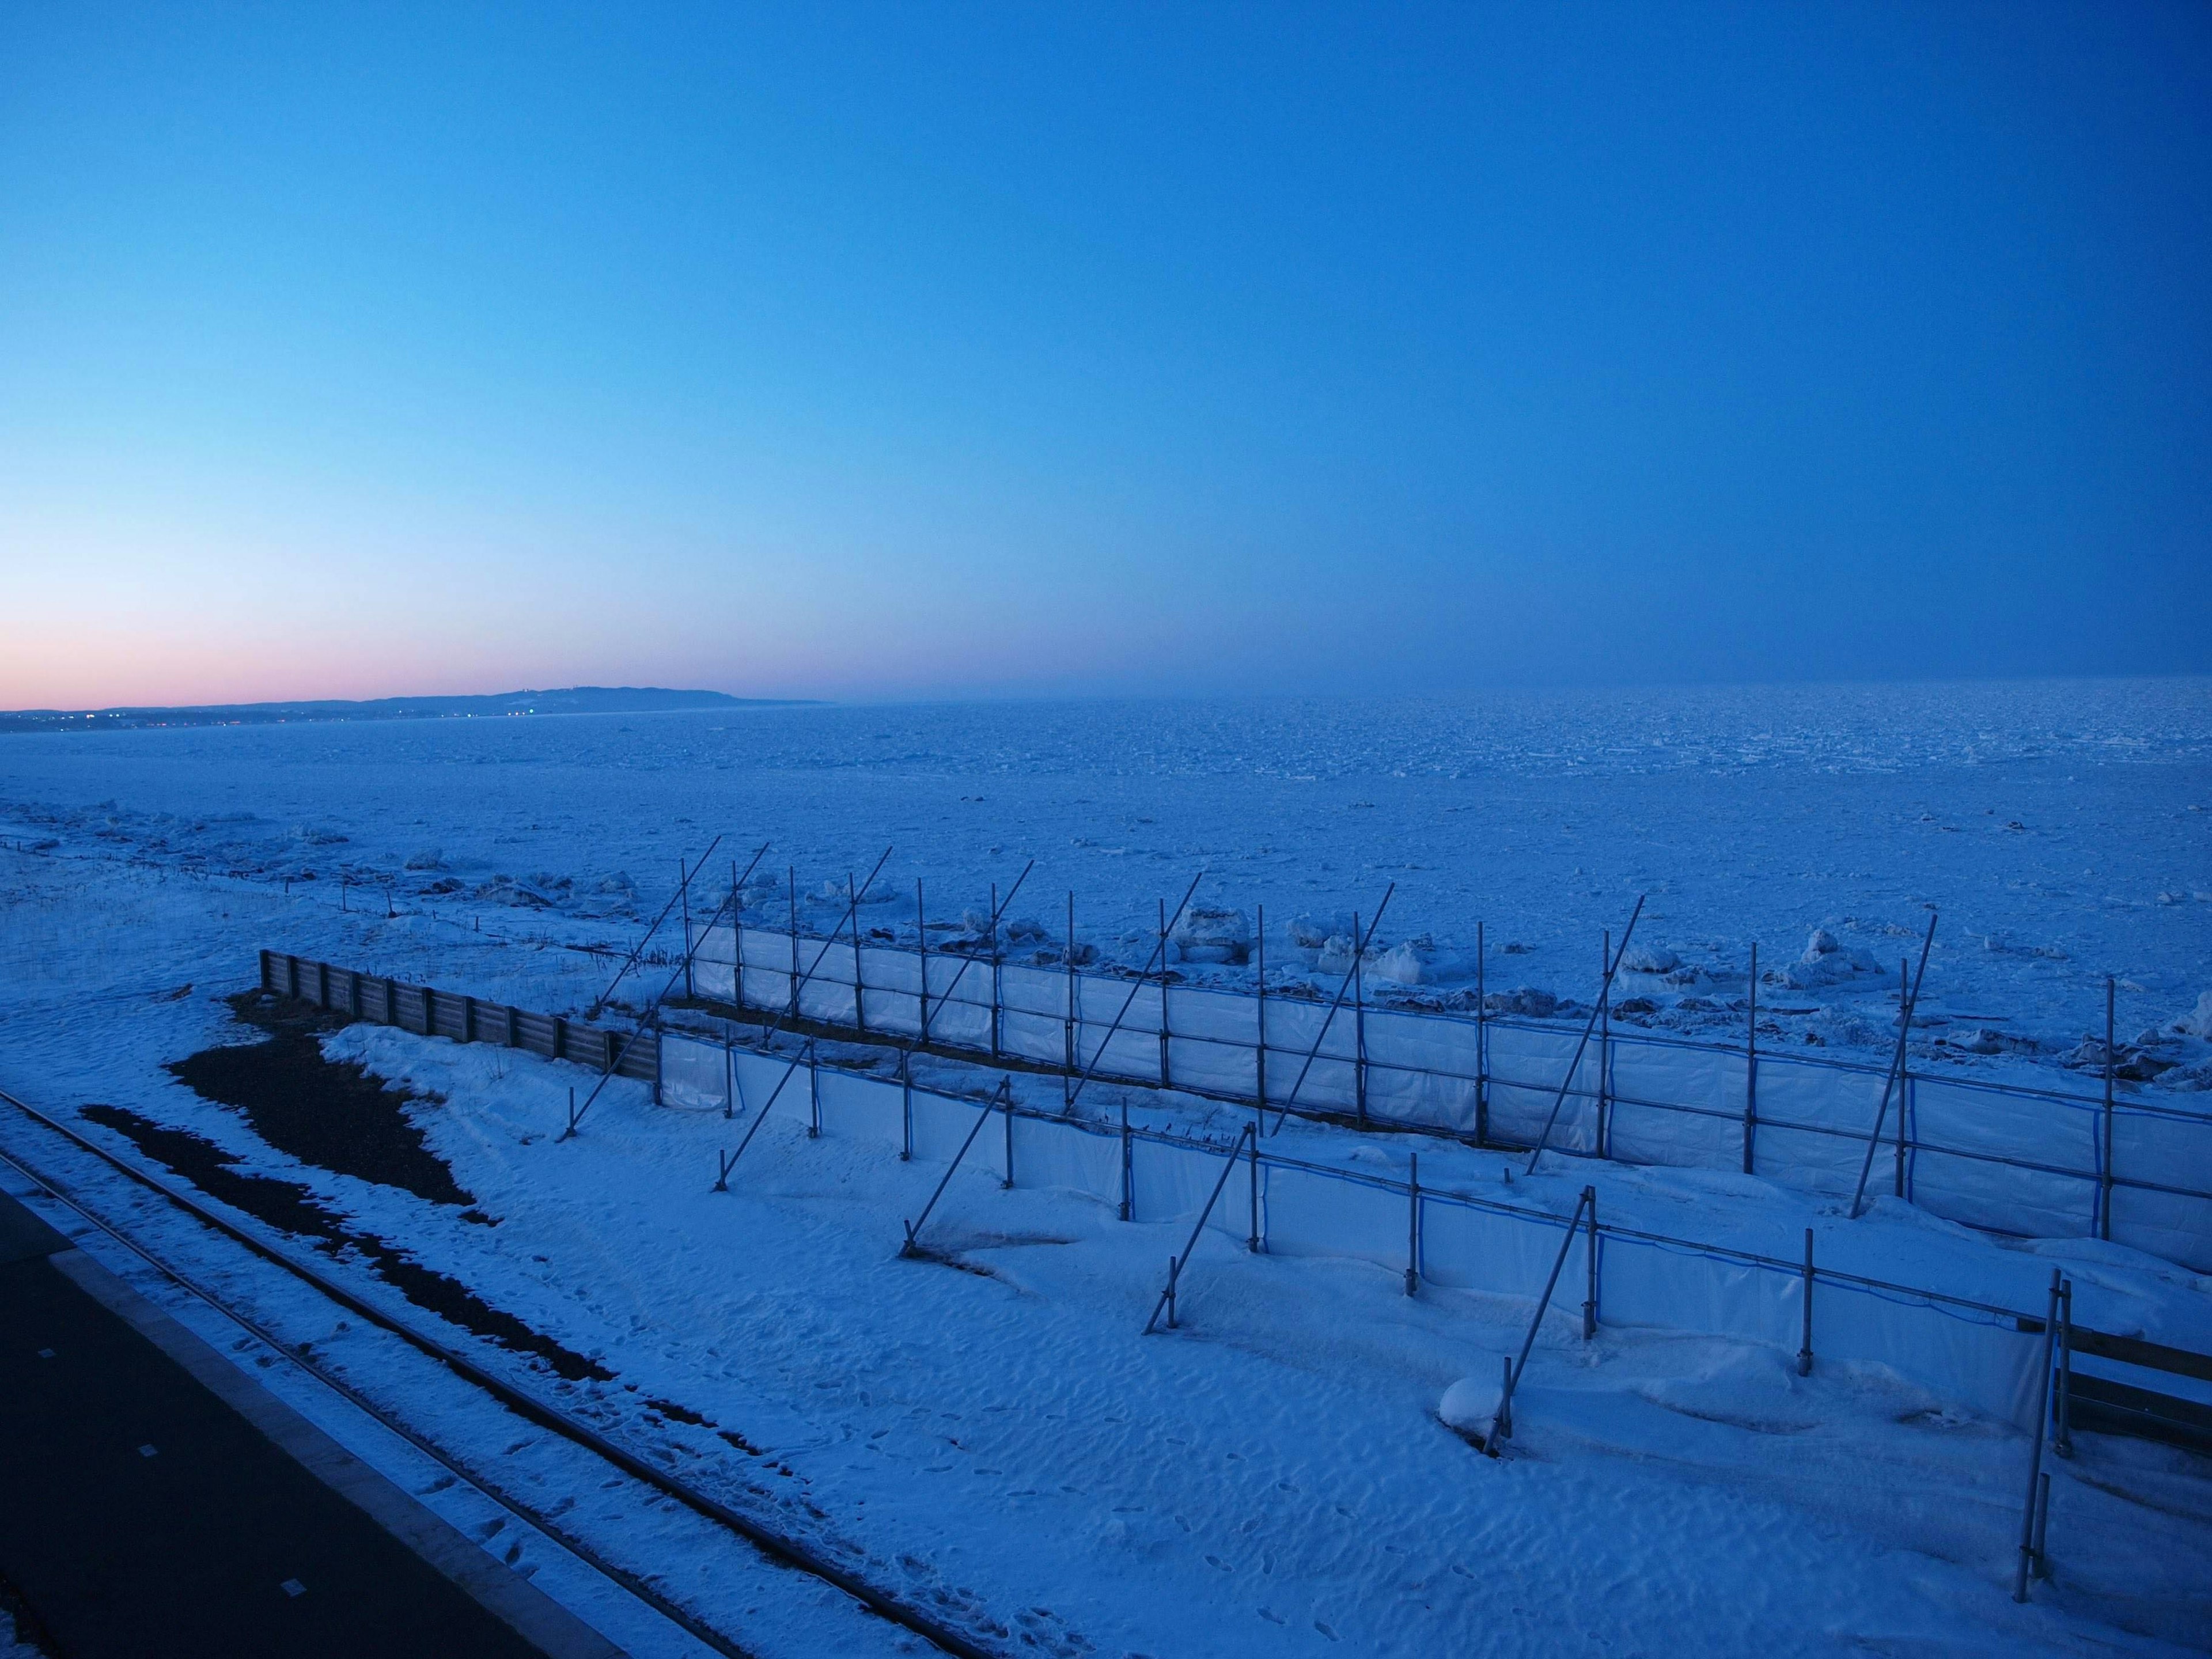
[0,687,817,733]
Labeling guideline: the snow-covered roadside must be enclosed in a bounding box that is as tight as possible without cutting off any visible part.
[2,849,2208,1653]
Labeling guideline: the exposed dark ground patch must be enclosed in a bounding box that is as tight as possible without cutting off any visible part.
[165,991,475,1208]
[81,1104,612,1382]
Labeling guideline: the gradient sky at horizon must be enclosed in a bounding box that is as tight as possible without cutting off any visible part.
[2,3,2207,709]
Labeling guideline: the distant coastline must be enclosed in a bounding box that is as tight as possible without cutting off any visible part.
[0,687,818,734]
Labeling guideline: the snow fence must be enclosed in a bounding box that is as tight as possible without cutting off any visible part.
[251,951,2059,1435]
[658,1028,2051,1433]
[682,923,2212,1272]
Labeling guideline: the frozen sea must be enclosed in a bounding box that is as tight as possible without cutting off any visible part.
[4,677,2207,1059]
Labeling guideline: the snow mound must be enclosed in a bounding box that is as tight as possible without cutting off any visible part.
[1622,945,1681,974]
[1438,1376,1503,1437]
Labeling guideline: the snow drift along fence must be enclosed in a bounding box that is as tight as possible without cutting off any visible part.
[262,948,2091,1435]
[680,923,2212,1272]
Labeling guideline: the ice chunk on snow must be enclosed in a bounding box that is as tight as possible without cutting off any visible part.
[1485,986,1558,1017]
[2175,990,2212,1039]
[1314,934,1359,975]
[1367,942,1426,984]
[1287,914,1354,950]
[1769,927,1880,990]
[403,847,444,870]
[1173,906,1250,964]
[1622,945,1681,974]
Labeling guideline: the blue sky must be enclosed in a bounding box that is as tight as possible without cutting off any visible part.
[2,3,2207,706]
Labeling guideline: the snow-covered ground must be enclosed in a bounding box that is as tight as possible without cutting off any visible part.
[2,680,2210,1654]
[5,680,2209,1069]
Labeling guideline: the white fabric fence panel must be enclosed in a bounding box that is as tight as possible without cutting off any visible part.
[1263,1164,1404,1272]
[816,1069,905,1147]
[1418,1198,1582,1301]
[1597,1233,1796,1350]
[1129,1137,1245,1241]
[2111,1101,2212,1267]
[660,1032,730,1112]
[1009,1116,1123,1209]
[1745,1054,1877,1193]
[1607,1043,1747,1170]
[1907,1077,2097,1238]
[1484,1024,1599,1152]
[1075,977,1166,1084]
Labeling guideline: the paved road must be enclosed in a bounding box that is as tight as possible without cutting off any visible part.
[0,1188,615,1658]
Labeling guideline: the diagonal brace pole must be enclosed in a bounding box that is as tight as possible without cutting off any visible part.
[1523,896,1646,1177]
[1143,1123,1259,1334]
[590,835,724,1018]
[559,841,771,1139]
[1063,871,1207,1117]
[1266,887,1396,1135]
[1849,912,1938,1219]
[1490,1185,1593,1452]
[899,1080,1012,1255]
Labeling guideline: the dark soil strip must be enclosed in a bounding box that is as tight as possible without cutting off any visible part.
[165,991,475,1208]
[81,1105,612,1383]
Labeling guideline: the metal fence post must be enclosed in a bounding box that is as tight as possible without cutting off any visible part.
[1254,906,1269,1138]
[1248,1132,1262,1253]
[2055,1278,2074,1459]
[2013,1270,2062,1602]
[1743,943,1759,1175]
[732,859,745,1012]
[990,882,1003,1058]
[1158,898,1172,1088]
[1895,956,1911,1198]
[2101,978,2116,1241]
[1798,1228,1814,1375]
[1475,919,1488,1146]
[1582,1184,1599,1339]
[807,1042,820,1138]
[1597,932,1611,1160]
[916,880,931,1045]
[851,872,866,1033]
[899,1046,913,1160]
[680,856,694,999]
[1353,911,1368,1126]
[1064,892,1077,1109]
[1405,1154,1421,1296]
[1119,1099,1132,1221]
[1002,1081,1014,1189]
[787,870,801,1017]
